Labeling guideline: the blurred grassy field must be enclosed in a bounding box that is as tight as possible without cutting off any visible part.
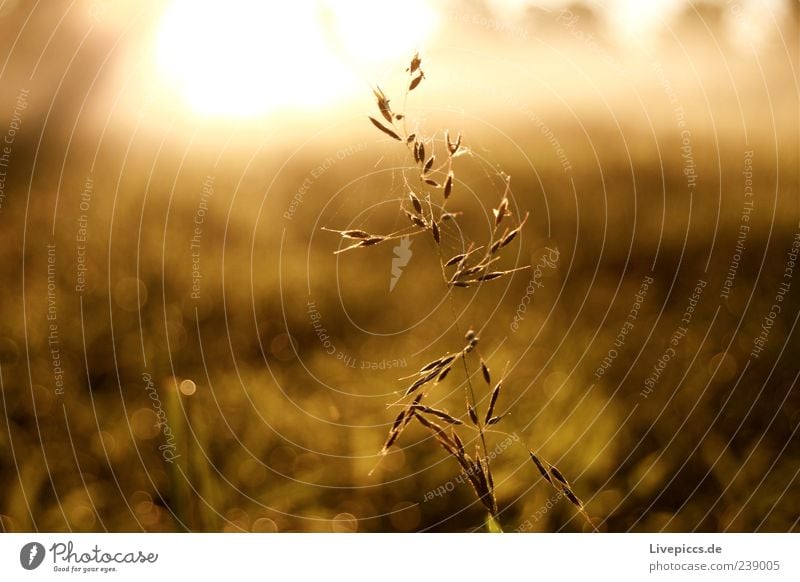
[0,2,798,533]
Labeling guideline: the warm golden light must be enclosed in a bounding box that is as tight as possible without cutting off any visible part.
[324,0,438,66]
[154,0,438,118]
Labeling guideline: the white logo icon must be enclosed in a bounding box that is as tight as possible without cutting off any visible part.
[390,236,413,291]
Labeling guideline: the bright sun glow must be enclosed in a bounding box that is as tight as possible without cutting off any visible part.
[607,0,683,45]
[155,0,438,118]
